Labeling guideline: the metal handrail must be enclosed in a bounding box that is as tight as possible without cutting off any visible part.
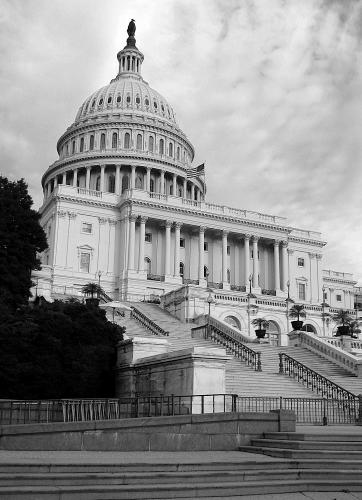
[131,306,169,336]
[192,322,262,371]
[279,352,356,401]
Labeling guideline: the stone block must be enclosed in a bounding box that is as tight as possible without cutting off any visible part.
[149,432,211,451]
[83,430,149,451]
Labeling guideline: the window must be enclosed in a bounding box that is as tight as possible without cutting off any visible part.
[204,265,209,279]
[112,132,118,149]
[177,146,180,160]
[136,96,140,104]
[145,233,152,243]
[81,223,92,234]
[72,141,75,154]
[180,238,185,248]
[161,103,165,113]
[95,176,100,191]
[227,245,230,255]
[65,143,69,156]
[298,283,306,301]
[91,99,96,108]
[99,98,103,105]
[179,262,184,277]
[169,143,173,157]
[145,257,151,274]
[227,269,231,284]
[89,135,94,150]
[324,292,328,300]
[154,100,158,109]
[298,258,305,267]
[117,95,121,103]
[135,175,143,189]
[149,136,154,152]
[80,137,84,152]
[80,252,90,273]
[136,134,142,150]
[204,242,208,251]
[150,179,155,192]
[100,133,106,150]
[124,132,130,149]
[336,294,342,302]
[108,175,115,193]
[159,138,164,155]
[126,95,131,104]
[107,96,112,104]
[145,98,149,106]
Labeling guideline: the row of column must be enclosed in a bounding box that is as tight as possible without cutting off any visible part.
[126,216,289,291]
[45,166,203,201]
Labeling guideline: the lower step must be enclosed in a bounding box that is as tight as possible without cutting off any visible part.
[240,445,362,459]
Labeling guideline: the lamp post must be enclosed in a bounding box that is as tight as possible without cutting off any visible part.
[248,274,253,337]
[97,270,102,299]
[206,292,213,336]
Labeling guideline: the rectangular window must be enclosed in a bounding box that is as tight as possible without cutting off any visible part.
[324,292,328,300]
[80,252,90,273]
[298,283,306,301]
[336,294,342,302]
[81,222,92,234]
[298,258,305,267]
[180,238,185,248]
[145,233,152,243]
[204,242,208,251]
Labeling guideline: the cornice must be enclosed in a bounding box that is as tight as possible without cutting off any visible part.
[323,276,357,286]
[288,236,326,248]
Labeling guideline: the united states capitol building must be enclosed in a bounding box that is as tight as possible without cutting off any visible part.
[34,21,358,346]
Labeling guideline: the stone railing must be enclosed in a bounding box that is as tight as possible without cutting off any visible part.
[192,317,261,371]
[297,331,362,377]
[131,306,169,337]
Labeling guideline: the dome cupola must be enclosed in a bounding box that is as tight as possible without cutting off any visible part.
[114,19,144,80]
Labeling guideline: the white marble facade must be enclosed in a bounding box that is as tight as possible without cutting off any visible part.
[34,23,358,344]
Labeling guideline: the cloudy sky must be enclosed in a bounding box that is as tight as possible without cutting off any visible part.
[1,0,361,283]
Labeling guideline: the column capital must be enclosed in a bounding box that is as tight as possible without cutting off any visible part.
[316,253,322,260]
[308,252,316,259]
[164,219,172,228]
[131,165,136,171]
[244,233,252,240]
[199,226,206,233]
[139,216,148,224]
[57,210,67,218]
[174,222,182,230]
[129,214,138,222]
[252,235,259,243]
[68,211,77,219]
[100,165,105,171]
[146,166,151,171]
[281,240,288,248]
[274,239,281,246]
[108,218,117,225]
[287,248,294,255]
[222,230,228,238]
[98,217,108,224]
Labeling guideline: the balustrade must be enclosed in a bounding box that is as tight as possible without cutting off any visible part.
[131,306,169,336]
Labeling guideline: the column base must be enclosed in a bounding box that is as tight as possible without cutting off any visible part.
[198,279,207,288]
[252,287,261,294]
[222,283,230,291]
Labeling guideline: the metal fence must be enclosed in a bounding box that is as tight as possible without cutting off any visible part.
[1,394,360,426]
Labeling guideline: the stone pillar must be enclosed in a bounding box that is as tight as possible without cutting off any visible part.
[191,184,195,201]
[53,176,58,188]
[164,220,172,276]
[244,234,251,286]
[62,172,66,185]
[316,254,322,303]
[174,222,181,277]
[138,217,147,271]
[287,248,295,298]
[131,165,136,189]
[46,183,51,197]
[173,174,177,196]
[281,241,288,292]
[222,231,228,284]
[100,165,105,192]
[128,214,137,270]
[183,179,187,198]
[309,253,315,302]
[85,167,91,190]
[198,226,205,282]
[72,168,78,187]
[115,165,120,195]
[160,170,165,195]
[274,240,280,291]
[252,236,259,288]
[146,167,151,192]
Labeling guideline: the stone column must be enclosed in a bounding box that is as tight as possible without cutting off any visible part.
[62,172,66,184]
[244,234,251,286]
[128,214,137,270]
[287,248,295,298]
[198,226,205,282]
[274,240,280,291]
[191,184,195,201]
[146,167,151,192]
[308,253,315,302]
[53,176,58,188]
[222,231,228,284]
[252,236,259,288]
[100,165,105,192]
[72,168,78,187]
[138,216,147,271]
[160,170,165,195]
[281,241,288,292]
[316,254,322,303]
[115,165,120,195]
[173,174,177,196]
[183,179,187,198]
[164,220,172,276]
[85,167,91,190]
[174,222,182,277]
[131,165,136,189]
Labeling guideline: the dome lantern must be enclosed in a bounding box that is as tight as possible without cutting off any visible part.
[115,19,144,80]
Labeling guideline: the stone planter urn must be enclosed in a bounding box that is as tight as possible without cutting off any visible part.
[291,320,304,331]
[85,297,100,306]
[336,325,350,336]
[255,329,266,339]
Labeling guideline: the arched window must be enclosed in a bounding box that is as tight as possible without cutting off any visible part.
[177,146,180,160]
[122,175,129,192]
[159,138,164,155]
[99,98,103,106]
[80,137,84,152]
[107,96,112,104]
[100,133,106,150]
[136,134,142,150]
[72,141,75,154]
[136,95,140,105]
[145,257,151,274]
[116,95,121,104]
[225,316,241,330]
[149,136,154,152]
[126,95,131,104]
[89,135,94,151]
[178,186,182,197]
[95,176,100,191]
[108,175,115,193]
[301,324,317,334]
[65,143,69,156]
[91,99,96,108]
[150,179,155,192]
[154,100,158,109]
[112,133,118,149]
[145,97,149,107]
[135,175,143,189]
[227,269,231,283]
[204,265,209,279]
[169,143,173,157]
[266,321,280,346]
[179,262,184,277]
[124,132,130,149]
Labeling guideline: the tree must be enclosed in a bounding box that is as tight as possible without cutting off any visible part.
[251,318,270,330]
[82,282,104,299]
[289,304,307,322]
[0,176,47,309]
[333,310,353,327]
[0,300,124,399]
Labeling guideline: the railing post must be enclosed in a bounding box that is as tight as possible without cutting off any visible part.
[358,394,362,425]
[232,394,237,413]
[323,398,328,426]
[171,394,175,416]
[201,395,205,414]
[279,353,284,374]
[256,352,262,372]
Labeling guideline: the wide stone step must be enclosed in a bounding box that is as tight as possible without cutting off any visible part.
[239,445,362,460]
[265,432,362,442]
[251,438,362,450]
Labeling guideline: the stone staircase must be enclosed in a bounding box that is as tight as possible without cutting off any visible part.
[115,303,362,398]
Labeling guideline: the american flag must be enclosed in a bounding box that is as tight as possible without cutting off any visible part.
[186,163,205,178]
